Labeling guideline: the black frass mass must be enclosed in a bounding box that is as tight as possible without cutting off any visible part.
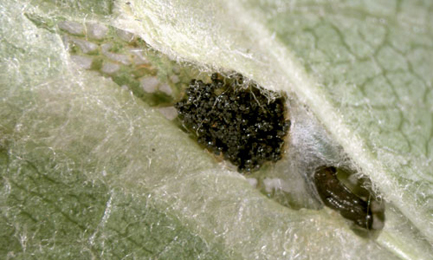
[175,74,290,172]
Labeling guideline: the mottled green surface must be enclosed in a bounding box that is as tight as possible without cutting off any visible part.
[123,0,433,254]
[1,0,433,259]
[253,0,433,242]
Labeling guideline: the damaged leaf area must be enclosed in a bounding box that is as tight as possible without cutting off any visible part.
[175,74,290,172]
[1,0,433,259]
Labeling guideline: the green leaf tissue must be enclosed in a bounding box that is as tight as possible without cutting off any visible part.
[1,0,432,259]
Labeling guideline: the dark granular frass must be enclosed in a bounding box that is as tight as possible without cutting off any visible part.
[175,73,290,172]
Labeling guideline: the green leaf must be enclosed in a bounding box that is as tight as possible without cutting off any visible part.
[1,0,432,259]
